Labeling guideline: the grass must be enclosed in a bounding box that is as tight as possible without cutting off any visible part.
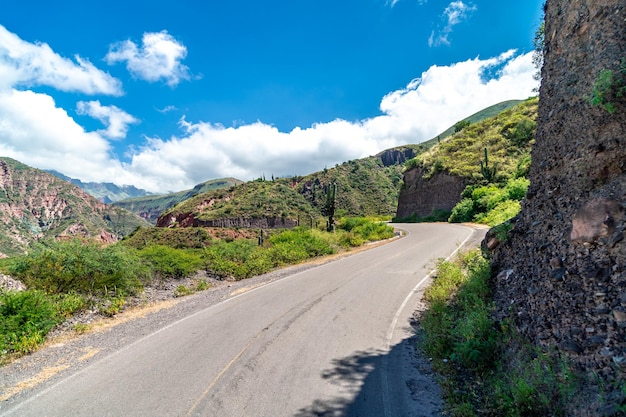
[421,249,578,416]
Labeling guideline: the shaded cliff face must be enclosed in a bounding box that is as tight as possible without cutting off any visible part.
[491,0,626,409]
[395,166,467,220]
[0,158,149,256]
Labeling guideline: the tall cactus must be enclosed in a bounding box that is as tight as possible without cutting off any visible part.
[479,147,497,183]
[325,182,337,232]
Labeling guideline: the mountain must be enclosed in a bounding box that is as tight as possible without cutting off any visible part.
[47,170,153,204]
[113,178,244,224]
[157,179,319,228]
[396,97,538,220]
[0,158,150,257]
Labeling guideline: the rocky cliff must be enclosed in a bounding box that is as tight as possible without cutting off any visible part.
[490,1,626,413]
[395,167,467,220]
[395,98,537,221]
[0,157,149,256]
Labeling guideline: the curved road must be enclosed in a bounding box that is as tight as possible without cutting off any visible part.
[1,223,483,417]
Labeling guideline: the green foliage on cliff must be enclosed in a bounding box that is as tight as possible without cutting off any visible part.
[413,97,537,183]
[422,249,577,416]
[401,98,537,226]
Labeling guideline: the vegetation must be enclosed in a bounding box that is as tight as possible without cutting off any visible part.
[5,240,148,296]
[0,217,393,362]
[161,179,319,226]
[449,178,530,226]
[414,97,537,183]
[588,58,626,113]
[399,98,536,228]
[421,250,577,416]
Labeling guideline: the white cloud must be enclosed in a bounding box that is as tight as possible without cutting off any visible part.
[117,50,537,192]
[0,25,123,95]
[105,31,192,87]
[156,105,177,113]
[0,50,537,193]
[387,0,427,6]
[429,1,477,47]
[76,100,139,139]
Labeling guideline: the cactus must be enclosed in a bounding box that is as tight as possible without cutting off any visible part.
[479,147,497,182]
[325,182,337,232]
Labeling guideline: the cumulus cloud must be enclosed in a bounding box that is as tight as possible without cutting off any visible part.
[76,100,139,139]
[429,1,477,47]
[116,50,537,192]
[0,50,537,193]
[0,25,123,95]
[105,31,192,87]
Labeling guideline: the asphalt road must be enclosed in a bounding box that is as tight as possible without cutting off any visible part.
[1,223,482,417]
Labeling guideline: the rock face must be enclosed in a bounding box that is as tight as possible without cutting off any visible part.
[0,157,149,256]
[395,166,467,220]
[156,212,298,229]
[376,147,417,167]
[490,0,626,412]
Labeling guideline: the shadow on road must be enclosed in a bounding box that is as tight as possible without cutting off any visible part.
[293,320,443,417]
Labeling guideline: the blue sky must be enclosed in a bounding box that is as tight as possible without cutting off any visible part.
[0,0,543,193]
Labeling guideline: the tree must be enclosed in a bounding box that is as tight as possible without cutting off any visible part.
[454,120,471,132]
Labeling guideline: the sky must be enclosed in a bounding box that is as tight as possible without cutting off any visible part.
[0,0,544,194]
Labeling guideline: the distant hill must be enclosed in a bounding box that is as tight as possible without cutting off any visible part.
[0,158,150,257]
[47,170,153,203]
[113,178,244,224]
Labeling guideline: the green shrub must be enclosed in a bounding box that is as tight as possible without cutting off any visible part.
[474,200,521,227]
[6,240,148,296]
[53,291,86,318]
[138,245,203,279]
[449,198,476,223]
[204,239,264,279]
[269,228,334,258]
[0,290,60,356]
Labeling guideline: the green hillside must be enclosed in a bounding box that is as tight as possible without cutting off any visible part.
[114,178,243,224]
[158,179,320,227]
[415,97,538,182]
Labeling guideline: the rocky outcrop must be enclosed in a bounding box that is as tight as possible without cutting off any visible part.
[157,212,298,229]
[376,147,417,167]
[490,1,626,413]
[395,166,467,220]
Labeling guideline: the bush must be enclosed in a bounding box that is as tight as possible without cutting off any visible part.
[474,199,521,227]
[138,245,203,279]
[6,240,148,296]
[269,228,334,258]
[0,290,60,355]
[448,198,476,223]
